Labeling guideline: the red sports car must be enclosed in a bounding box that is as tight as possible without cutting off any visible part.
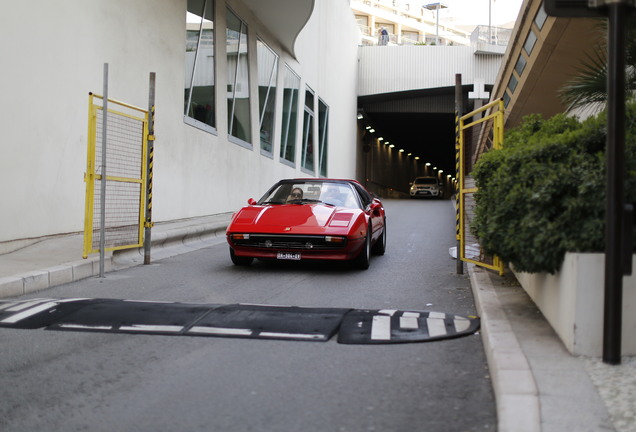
[226,179,386,269]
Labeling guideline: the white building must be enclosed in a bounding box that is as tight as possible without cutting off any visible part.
[0,0,361,249]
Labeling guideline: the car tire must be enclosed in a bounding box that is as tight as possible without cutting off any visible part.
[371,219,386,256]
[230,247,253,266]
[353,227,371,270]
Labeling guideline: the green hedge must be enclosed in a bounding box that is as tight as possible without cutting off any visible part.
[472,103,636,274]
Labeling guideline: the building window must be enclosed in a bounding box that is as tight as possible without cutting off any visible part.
[257,39,278,155]
[515,54,527,76]
[301,87,315,172]
[535,3,548,30]
[507,74,518,93]
[226,8,251,145]
[280,66,300,165]
[524,30,537,56]
[318,99,329,177]
[184,0,216,131]
[503,91,511,108]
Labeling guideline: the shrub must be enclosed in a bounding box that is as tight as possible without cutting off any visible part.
[472,104,636,274]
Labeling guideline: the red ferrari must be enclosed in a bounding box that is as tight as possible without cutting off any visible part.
[226,179,386,269]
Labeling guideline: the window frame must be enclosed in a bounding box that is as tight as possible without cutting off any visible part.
[279,65,300,167]
[256,37,279,157]
[301,86,315,174]
[226,7,252,148]
[317,98,329,178]
[184,0,217,134]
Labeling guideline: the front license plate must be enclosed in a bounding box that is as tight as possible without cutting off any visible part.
[277,252,301,260]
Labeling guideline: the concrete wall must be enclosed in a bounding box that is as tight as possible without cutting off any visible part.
[514,253,636,356]
[358,46,503,97]
[0,0,360,246]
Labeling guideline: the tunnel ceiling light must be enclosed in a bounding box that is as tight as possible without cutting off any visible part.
[366,125,371,130]
[439,169,443,173]
[389,144,395,148]
[399,149,404,152]
[357,113,363,120]
[369,128,375,133]
[378,137,383,141]
[425,162,431,166]
[407,153,412,156]
[414,156,420,160]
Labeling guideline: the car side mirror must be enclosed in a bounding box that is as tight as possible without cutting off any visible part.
[247,198,257,205]
[370,200,382,216]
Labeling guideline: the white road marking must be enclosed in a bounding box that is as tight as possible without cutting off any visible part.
[259,332,323,339]
[119,325,184,332]
[378,309,397,316]
[5,298,53,312]
[400,316,419,329]
[0,302,20,311]
[371,315,391,340]
[188,326,253,336]
[427,317,448,337]
[454,317,471,332]
[428,311,446,320]
[57,324,113,330]
[1,301,59,323]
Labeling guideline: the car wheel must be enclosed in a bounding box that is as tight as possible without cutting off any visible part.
[353,227,371,270]
[230,247,253,266]
[371,219,386,256]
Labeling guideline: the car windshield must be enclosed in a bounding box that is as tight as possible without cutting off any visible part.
[414,178,437,185]
[258,181,361,209]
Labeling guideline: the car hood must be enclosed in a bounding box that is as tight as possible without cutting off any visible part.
[229,204,359,233]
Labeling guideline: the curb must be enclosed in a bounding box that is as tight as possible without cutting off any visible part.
[468,264,541,432]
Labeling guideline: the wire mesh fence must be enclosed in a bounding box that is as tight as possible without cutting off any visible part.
[83,94,148,258]
[458,100,504,274]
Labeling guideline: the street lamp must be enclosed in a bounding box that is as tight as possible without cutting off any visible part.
[424,2,448,45]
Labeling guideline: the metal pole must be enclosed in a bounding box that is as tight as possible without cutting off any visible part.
[455,73,463,275]
[603,2,626,365]
[144,72,156,265]
[436,5,440,45]
[489,0,492,44]
[99,63,108,278]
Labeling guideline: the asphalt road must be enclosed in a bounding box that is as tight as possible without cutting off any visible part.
[0,199,496,432]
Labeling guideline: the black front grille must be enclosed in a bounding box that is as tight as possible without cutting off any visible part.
[231,234,346,250]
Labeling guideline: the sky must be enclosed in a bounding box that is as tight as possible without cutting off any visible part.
[435,0,525,27]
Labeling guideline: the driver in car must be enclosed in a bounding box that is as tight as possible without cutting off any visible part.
[286,187,304,203]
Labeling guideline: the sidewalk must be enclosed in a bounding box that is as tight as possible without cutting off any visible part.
[0,213,233,298]
[0,214,634,432]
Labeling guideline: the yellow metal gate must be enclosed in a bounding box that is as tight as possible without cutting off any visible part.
[83,93,149,258]
[457,99,505,275]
